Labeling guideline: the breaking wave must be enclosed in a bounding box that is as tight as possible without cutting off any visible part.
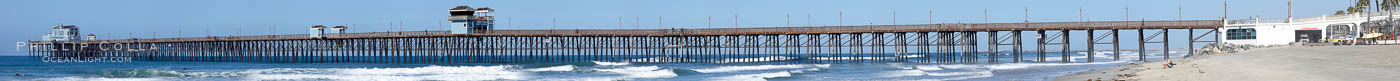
[30,77,167,81]
[710,68,823,81]
[710,56,796,63]
[527,65,576,72]
[97,69,245,78]
[246,65,527,81]
[593,66,679,79]
[592,61,630,66]
[691,64,830,73]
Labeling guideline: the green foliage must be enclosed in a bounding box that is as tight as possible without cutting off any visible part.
[1335,0,1400,15]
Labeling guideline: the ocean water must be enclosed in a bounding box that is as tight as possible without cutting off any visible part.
[0,51,1186,81]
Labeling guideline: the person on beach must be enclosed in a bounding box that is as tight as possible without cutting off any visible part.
[1164,60,1177,68]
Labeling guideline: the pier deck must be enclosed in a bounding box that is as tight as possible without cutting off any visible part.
[31,20,1219,44]
[24,20,1223,63]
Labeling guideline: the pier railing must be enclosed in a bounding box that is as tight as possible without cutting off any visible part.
[24,20,1223,63]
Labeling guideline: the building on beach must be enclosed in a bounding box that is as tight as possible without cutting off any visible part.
[1222,12,1399,45]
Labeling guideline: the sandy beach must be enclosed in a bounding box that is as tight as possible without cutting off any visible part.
[1056,45,1400,81]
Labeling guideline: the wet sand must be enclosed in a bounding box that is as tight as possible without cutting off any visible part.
[1056,45,1400,81]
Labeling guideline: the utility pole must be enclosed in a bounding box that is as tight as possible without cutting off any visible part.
[659,16,663,29]
[552,17,557,33]
[387,21,392,32]
[399,20,404,33]
[268,25,274,36]
[237,24,243,36]
[1383,0,1394,43]
[636,17,640,29]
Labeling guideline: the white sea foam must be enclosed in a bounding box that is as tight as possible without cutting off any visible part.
[903,54,925,58]
[931,70,995,81]
[592,61,630,66]
[937,64,983,69]
[692,64,832,80]
[806,57,839,60]
[245,65,527,81]
[925,70,993,76]
[528,65,576,72]
[909,65,945,71]
[710,56,795,63]
[979,61,1126,70]
[692,64,829,73]
[31,77,167,81]
[807,56,896,60]
[627,57,697,62]
[97,69,249,78]
[885,65,994,79]
[711,66,825,81]
[882,69,934,78]
[32,69,254,81]
[890,60,1124,80]
[528,66,680,81]
[1088,51,1115,59]
[594,66,678,79]
[1031,62,1120,70]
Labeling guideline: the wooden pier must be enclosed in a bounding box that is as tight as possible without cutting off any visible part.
[25,20,1223,63]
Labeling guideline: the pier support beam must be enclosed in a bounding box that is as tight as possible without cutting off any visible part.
[1060,29,1070,63]
[1012,30,1022,63]
[1087,30,1095,62]
[1113,29,1121,61]
[1036,30,1046,62]
[986,31,997,63]
[1138,28,1147,62]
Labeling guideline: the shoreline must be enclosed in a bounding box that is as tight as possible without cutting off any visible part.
[1054,45,1400,81]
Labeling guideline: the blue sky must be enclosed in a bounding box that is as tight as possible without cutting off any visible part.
[0,0,1351,55]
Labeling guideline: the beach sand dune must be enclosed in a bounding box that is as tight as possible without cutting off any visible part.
[1057,45,1400,81]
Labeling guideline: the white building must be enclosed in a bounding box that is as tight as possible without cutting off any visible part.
[448,6,495,34]
[1222,12,1398,45]
[309,25,326,38]
[41,24,80,41]
[332,25,347,37]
